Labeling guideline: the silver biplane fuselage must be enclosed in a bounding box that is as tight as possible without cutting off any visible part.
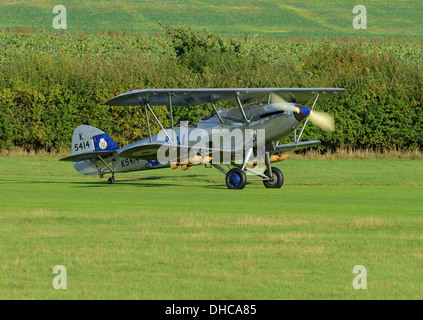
[75,104,300,175]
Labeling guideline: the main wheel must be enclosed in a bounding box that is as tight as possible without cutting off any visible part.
[263,167,284,189]
[226,168,247,189]
[107,176,115,184]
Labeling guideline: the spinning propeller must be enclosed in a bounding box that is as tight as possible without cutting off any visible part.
[270,93,335,132]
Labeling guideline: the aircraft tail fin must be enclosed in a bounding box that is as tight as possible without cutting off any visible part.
[60,125,120,175]
[68,125,119,156]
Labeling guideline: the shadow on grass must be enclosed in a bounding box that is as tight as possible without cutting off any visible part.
[201,184,230,190]
[0,175,228,189]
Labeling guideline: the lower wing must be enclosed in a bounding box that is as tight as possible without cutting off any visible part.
[273,140,321,153]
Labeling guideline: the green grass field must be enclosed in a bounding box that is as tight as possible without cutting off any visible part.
[0,155,422,299]
[0,0,422,39]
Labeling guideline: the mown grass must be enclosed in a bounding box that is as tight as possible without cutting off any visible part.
[0,156,422,299]
[0,0,422,39]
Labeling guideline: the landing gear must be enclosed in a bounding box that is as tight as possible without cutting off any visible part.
[84,155,116,184]
[213,152,284,189]
[107,176,115,184]
[263,167,284,189]
[225,168,247,190]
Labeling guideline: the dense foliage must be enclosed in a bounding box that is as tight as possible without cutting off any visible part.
[0,26,422,152]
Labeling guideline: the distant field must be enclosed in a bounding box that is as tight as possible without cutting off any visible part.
[0,0,422,39]
[0,156,422,299]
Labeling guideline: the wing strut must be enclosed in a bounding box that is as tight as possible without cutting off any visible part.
[168,93,175,144]
[235,92,250,123]
[144,105,152,143]
[211,102,224,124]
[146,103,174,144]
[296,93,319,143]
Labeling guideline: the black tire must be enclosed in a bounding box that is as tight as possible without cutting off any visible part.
[107,177,115,184]
[226,168,247,189]
[263,167,284,189]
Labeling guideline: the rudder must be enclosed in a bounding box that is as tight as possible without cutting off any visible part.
[71,125,119,155]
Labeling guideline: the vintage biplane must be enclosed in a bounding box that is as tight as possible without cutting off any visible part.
[60,88,345,189]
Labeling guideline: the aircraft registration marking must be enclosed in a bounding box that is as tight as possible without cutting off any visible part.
[121,158,141,167]
[74,141,90,152]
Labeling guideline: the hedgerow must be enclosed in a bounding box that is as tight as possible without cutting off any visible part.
[0,26,422,152]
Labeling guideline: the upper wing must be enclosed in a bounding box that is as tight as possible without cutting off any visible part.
[106,88,346,106]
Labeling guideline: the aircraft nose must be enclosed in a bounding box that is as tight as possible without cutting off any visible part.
[293,105,310,122]
[302,106,311,117]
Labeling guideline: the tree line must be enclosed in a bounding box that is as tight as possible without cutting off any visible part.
[0,26,422,152]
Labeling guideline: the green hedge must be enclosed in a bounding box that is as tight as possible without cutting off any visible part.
[0,26,422,151]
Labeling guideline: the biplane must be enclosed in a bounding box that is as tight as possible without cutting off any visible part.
[60,88,345,189]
